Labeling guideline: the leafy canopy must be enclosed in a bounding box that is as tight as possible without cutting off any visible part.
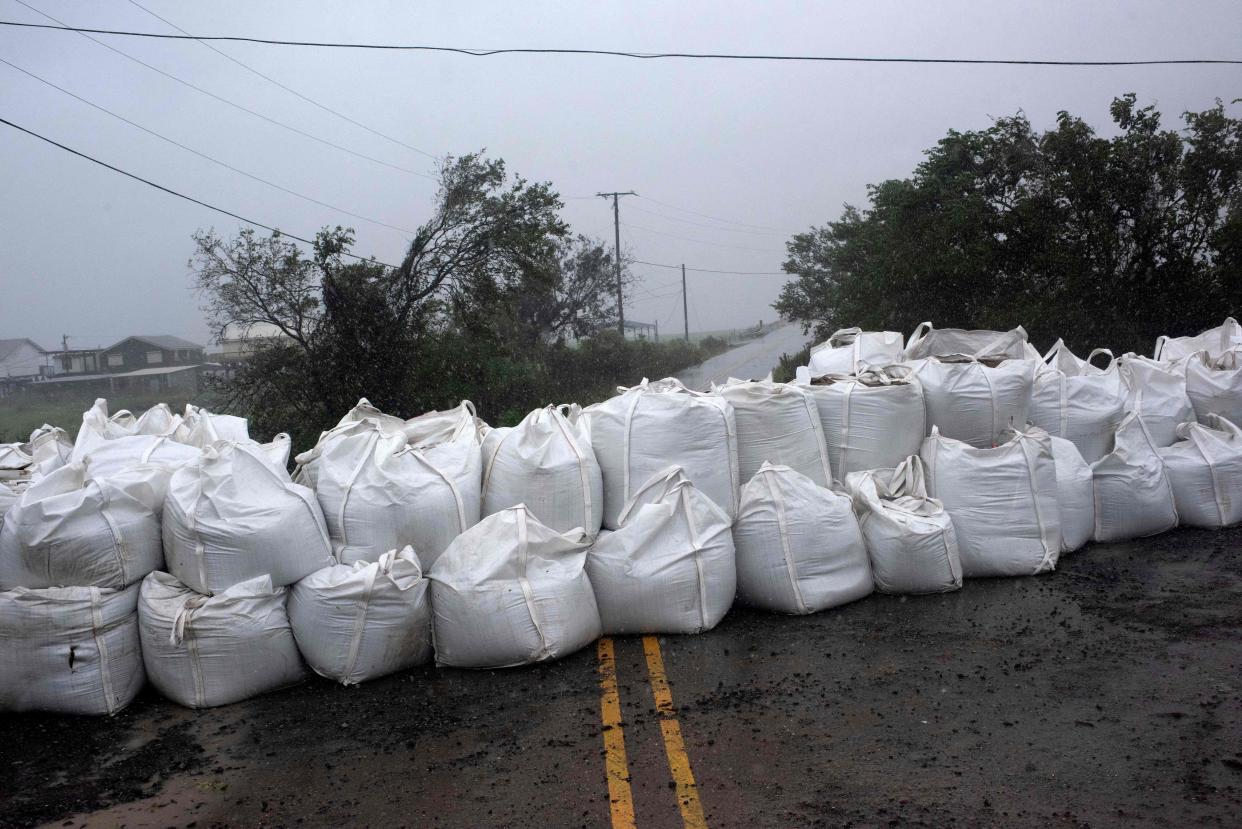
[775,95,1242,354]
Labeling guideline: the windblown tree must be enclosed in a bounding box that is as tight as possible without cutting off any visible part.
[776,95,1242,354]
[190,153,631,443]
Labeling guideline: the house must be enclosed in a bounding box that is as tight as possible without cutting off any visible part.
[97,335,206,373]
[210,323,294,363]
[0,338,53,380]
[57,348,101,375]
[31,334,214,399]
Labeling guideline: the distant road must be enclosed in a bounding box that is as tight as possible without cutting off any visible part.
[677,323,812,390]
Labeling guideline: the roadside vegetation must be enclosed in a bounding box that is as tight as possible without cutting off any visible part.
[776,95,1242,356]
[185,152,730,448]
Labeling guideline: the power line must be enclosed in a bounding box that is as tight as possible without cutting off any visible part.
[122,0,438,161]
[9,1,435,179]
[0,57,418,237]
[621,220,785,253]
[0,114,399,269]
[3,20,1240,66]
[633,259,788,276]
[636,195,793,232]
[626,202,789,236]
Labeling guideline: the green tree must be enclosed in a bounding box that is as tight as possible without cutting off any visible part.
[776,95,1242,354]
[189,153,668,444]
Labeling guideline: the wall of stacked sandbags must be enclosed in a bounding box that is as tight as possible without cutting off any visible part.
[3,317,1242,714]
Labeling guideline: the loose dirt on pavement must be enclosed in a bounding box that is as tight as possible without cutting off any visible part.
[1,527,1240,828]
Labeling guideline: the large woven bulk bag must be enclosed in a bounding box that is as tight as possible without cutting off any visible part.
[1091,413,1179,542]
[713,378,832,487]
[288,546,432,685]
[587,467,734,634]
[293,400,481,569]
[139,572,304,708]
[0,442,31,483]
[904,322,1029,361]
[584,378,738,529]
[1028,342,1127,464]
[733,462,871,614]
[1158,415,1242,528]
[482,404,602,535]
[27,425,73,477]
[0,482,16,522]
[806,328,904,375]
[1116,354,1195,447]
[71,400,183,465]
[915,356,1036,449]
[843,457,962,595]
[0,583,144,715]
[164,441,332,595]
[804,366,925,477]
[0,463,163,589]
[74,434,201,482]
[1049,436,1094,553]
[1154,317,1242,363]
[1185,351,1242,427]
[921,426,1061,577]
[429,506,600,668]
[180,405,250,447]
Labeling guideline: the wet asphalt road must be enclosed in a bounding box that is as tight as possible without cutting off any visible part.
[677,325,811,390]
[2,527,1241,829]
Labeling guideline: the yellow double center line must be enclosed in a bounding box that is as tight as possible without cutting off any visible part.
[596,635,708,829]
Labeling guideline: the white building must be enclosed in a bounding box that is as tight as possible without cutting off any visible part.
[0,338,53,380]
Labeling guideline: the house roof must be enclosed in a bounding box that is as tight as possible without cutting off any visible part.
[0,338,47,360]
[104,335,204,352]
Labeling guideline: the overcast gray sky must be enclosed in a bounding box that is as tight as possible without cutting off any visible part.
[1,0,1239,351]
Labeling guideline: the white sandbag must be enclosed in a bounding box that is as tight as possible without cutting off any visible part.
[429,505,600,669]
[1154,317,1242,363]
[904,322,1029,361]
[843,457,962,595]
[482,404,602,535]
[1159,414,1242,528]
[0,582,144,715]
[293,399,481,569]
[713,378,832,486]
[0,481,16,522]
[0,442,31,481]
[164,441,333,595]
[921,426,1061,577]
[1116,354,1195,447]
[803,366,925,477]
[71,400,181,464]
[806,328,904,375]
[288,546,432,685]
[587,466,735,633]
[915,356,1036,449]
[1028,341,1128,464]
[75,434,201,481]
[584,378,739,529]
[1185,351,1242,427]
[0,462,163,589]
[27,425,73,477]
[1049,436,1094,553]
[139,572,304,708]
[180,405,250,447]
[733,462,871,614]
[1091,412,1179,542]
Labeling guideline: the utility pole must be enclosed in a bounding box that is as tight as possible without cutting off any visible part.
[596,190,635,336]
[682,264,689,341]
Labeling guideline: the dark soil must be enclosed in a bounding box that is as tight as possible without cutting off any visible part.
[2,527,1240,828]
